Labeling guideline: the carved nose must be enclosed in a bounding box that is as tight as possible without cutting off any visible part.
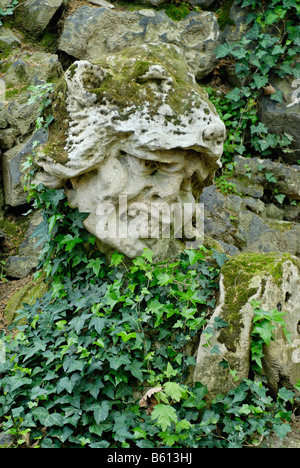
[202,122,226,148]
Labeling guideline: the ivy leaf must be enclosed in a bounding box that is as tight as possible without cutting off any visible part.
[252,74,269,89]
[107,354,131,370]
[274,193,285,204]
[90,400,111,424]
[277,387,295,403]
[151,404,178,431]
[32,407,64,427]
[270,89,283,102]
[273,423,292,439]
[163,382,188,402]
[69,313,92,334]
[212,250,228,268]
[215,43,233,58]
[125,360,144,381]
[226,87,242,102]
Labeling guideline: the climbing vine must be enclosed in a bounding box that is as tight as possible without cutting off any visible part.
[211,0,299,166]
[0,182,298,448]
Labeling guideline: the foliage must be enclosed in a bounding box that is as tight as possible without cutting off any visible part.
[250,300,291,373]
[212,0,299,187]
[0,0,18,26]
[0,183,297,448]
[27,83,55,130]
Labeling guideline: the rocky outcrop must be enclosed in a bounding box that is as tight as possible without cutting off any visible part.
[58,6,220,80]
[194,252,300,399]
[201,156,300,256]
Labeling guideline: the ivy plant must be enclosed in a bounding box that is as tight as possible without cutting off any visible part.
[0,183,298,448]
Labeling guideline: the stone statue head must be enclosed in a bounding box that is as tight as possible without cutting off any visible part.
[35,43,226,258]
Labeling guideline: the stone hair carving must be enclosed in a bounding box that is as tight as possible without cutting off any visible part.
[35,43,226,258]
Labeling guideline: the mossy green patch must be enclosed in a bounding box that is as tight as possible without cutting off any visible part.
[218,252,297,352]
[159,3,191,21]
[90,44,210,119]
[4,275,48,326]
[38,78,69,165]
[217,0,235,31]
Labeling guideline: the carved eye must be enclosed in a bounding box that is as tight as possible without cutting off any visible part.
[159,162,183,174]
[137,65,173,93]
[139,78,166,93]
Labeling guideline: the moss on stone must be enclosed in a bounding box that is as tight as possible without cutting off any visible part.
[38,78,69,165]
[90,44,211,120]
[218,252,297,352]
[217,0,235,30]
[4,275,48,326]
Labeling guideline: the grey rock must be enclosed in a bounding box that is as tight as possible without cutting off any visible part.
[233,155,300,200]
[0,52,62,151]
[22,0,66,35]
[0,432,14,448]
[5,255,38,279]
[194,253,300,400]
[258,73,300,165]
[188,0,217,7]
[265,203,284,220]
[89,0,114,7]
[58,6,220,79]
[5,211,44,279]
[2,128,48,206]
[0,27,21,51]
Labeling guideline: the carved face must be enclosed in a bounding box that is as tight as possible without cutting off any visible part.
[36,44,226,258]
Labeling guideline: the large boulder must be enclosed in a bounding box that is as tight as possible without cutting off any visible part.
[22,0,67,35]
[194,252,300,399]
[58,6,220,80]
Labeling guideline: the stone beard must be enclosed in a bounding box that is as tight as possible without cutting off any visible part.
[35,44,226,259]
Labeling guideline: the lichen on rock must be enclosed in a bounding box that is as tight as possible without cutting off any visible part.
[194,252,300,400]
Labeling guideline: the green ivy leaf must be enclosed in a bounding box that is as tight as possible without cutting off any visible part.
[32,407,64,427]
[151,404,178,431]
[273,423,292,439]
[90,400,111,424]
[163,382,188,402]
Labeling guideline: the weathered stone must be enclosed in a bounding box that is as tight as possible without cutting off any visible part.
[258,73,300,165]
[233,155,300,200]
[22,0,66,35]
[2,128,48,206]
[34,44,226,259]
[5,211,44,278]
[89,0,114,7]
[4,275,48,325]
[189,0,217,7]
[0,27,21,58]
[58,6,220,79]
[0,432,14,448]
[194,252,300,400]
[4,52,63,87]
[0,51,62,151]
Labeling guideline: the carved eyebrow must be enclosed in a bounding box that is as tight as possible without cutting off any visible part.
[138,65,169,82]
